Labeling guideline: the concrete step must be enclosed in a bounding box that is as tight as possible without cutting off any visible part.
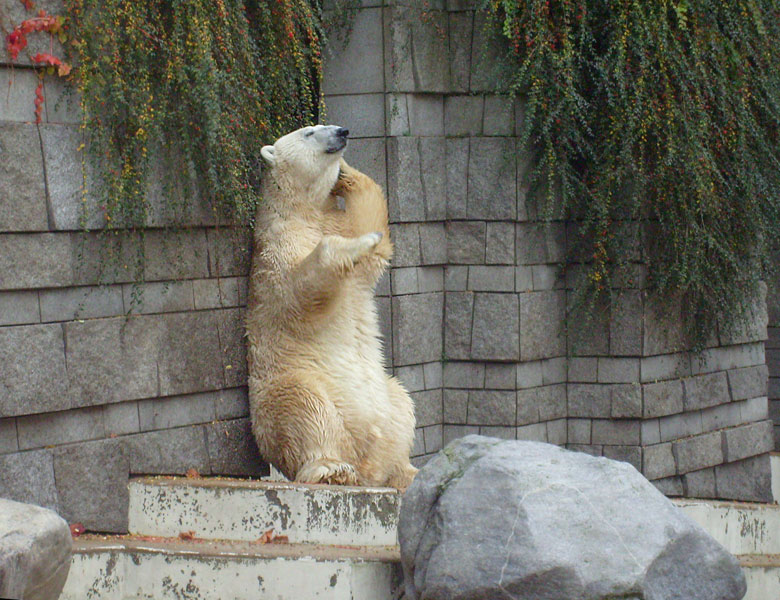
[128,476,400,546]
[740,555,780,600]
[674,499,780,556]
[59,536,401,600]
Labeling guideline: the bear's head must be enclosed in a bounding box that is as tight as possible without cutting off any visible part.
[261,125,349,198]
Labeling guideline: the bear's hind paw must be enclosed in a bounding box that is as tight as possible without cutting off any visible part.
[295,459,359,486]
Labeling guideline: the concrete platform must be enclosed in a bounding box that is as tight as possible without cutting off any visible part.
[60,537,401,600]
[129,476,400,546]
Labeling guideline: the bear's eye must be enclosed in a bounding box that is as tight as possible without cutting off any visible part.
[304,130,314,138]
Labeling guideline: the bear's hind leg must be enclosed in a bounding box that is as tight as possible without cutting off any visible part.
[295,458,359,486]
[385,463,418,492]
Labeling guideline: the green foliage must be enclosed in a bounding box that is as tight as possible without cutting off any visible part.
[64,0,326,280]
[483,0,780,347]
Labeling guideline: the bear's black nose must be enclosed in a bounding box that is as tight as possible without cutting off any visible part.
[336,127,349,138]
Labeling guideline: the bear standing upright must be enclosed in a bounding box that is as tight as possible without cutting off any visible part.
[246,124,418,489]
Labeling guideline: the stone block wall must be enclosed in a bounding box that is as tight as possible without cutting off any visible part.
[0,0,775,535]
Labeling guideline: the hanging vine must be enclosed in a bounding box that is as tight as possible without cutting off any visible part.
[483,0,780,348]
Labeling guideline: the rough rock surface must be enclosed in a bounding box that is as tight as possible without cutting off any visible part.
[0,498,72,600]
[399,435,746,600]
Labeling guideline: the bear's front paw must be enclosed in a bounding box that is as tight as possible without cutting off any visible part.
[347,231,382,261]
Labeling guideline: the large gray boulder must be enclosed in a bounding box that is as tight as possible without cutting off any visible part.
[399,436,746,600]
[0,498,72,600]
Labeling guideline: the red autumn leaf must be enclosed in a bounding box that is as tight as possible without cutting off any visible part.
[6,30,27,60]
[33,81,43,124]
[179,530,196,540]
[31,52,62,67]
[185,468,200,479]
[20,0,35,10]
[258,528,289,544]
[58,62,72,76]
[69,523,85,537]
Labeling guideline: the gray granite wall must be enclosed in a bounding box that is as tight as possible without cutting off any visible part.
[0,0,774,535]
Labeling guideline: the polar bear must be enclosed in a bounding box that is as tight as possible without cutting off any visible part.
[246,124,418,489]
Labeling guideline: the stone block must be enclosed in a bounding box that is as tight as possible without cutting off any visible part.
[0,290,39,325]
[722,420,774,463]
[0,122,48,231]
[467,137,516,220]
[567,384,611,418]
[516,360,543,389]
[531,265,562,290]
[652,476,684,496]
[444,292,473,360]
[715,454,772,502]
[567,418,591,444]
[598,357,640,383]
[467,390,515,425]
[641,419,661,445]
[103,401,140,436]
[122,281,194,315]
[443,361,484,388]
[469,11,511,92]
[216,307,247,388]
[442,424,479,446]
[423,424,443,453]
[483,96,514,136]
[138,392,217,431]
[419,222,447,265]
[643,442,676,480]
[659,411,703,442]
[412,427,425,456]
[214,387,250,420]
[376,271,391,297]
[643,380,684,418]
[0,323,68,417]
[536,384,567,421]
[386,94,409,136]
[389,223,422,266]
[568,357,598,382]
[693,343,765,375]
[541,357,567,385]
[423,361,442,389]
[324,8,384,94]
[17,406,104,450]
[467,266,514,292]
[387,136,445,222]
[147,229,211,281]
[479,426,516,440]
[470,293,519,360]
[516,223,565,265]
[384,5,448,92]
[485,222,515,265]
[42,74,80,124]
[444,95,483,137]
[516,388,541,425]
[63,316,159,407]
[443,389,468,423]
[591,419,641,446]
[418,266,444,293]
[392,267,418,295]
[719,283,768,345]
[516,422,547,442]
[640,352,691,383]
[610,291,642,356]
[53,438,129,532]
[205,418,267,477]
[610,384,642,418]
[0,450,58,511]
[376,296,392,368]
[546,419,567,445]
[448,11,473,93]
[192,278,220,310]
[740,396,768,423]
[683,371,730,411]
[410,390,442,427]
[0,419,17,454]
[643,296,686,356]
[0,67,39,122]
[445,137,469,218]
[0,232,73,290]
[219,276,248,308]
[700,402,743,432]
[393,293,443,365]
[447,221,485,264]
[683,468,717,498]
[344,137,387,190]
[602,445,642,471]
[396,364,425,393]
[324,93,384,138]
[728,365,768,401]
[124,426,211,475]
[39,284,123,322]
[519,291,566,360]
[673,431,723,474]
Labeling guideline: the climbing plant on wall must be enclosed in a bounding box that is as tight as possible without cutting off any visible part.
[484,0,780,347]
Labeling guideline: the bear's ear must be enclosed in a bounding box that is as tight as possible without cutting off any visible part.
[261,145,276,164]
